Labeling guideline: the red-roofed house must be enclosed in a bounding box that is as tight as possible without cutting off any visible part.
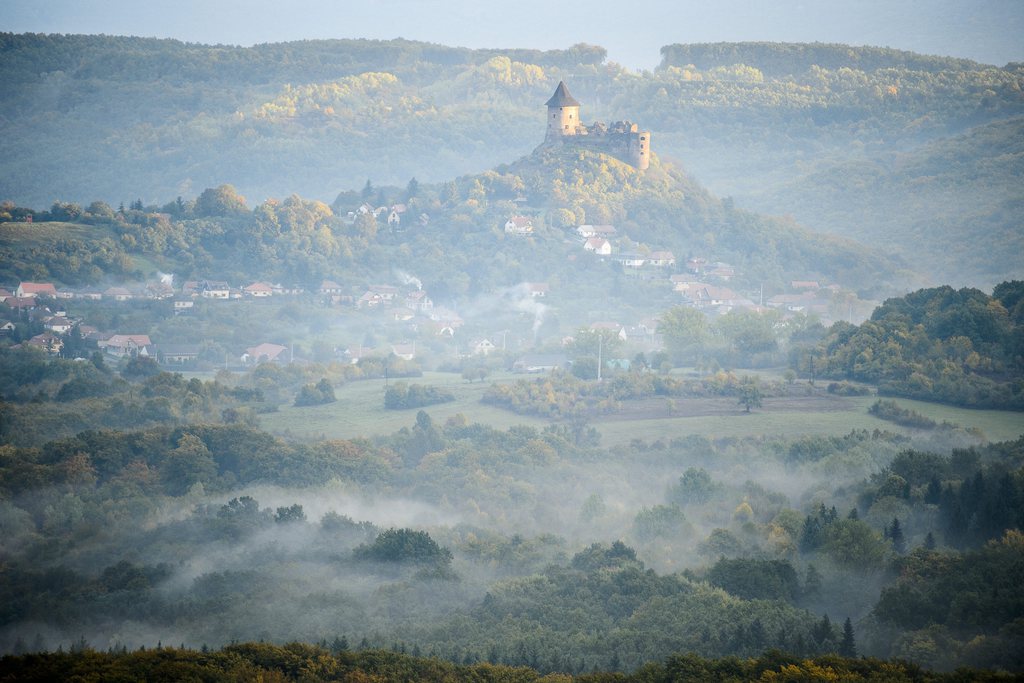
[100,334,153,357]
[104,286,133,302]
[243,282,274,297]
[242,343,289,364]
[27,332,63,355]
[504,216,533,236]
[319,280,344,295]
[43,316,74,334]
[647,251,676,267]
[584,237,612,255]
[404,290,433,312]
[16,282,58,298]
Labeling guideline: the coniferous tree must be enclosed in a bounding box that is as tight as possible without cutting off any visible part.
[812,614,834,649]
[804,563,822,598]
[839,617,857,657]
[924,531,937,550]
[889,517,906,554]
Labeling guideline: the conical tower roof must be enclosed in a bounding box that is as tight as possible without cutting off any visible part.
[545,81,580,107]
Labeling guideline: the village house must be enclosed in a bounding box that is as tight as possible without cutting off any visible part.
[576,224,618,239]
[428,307,464,333]
[357,291,385,309]
[154,344,201,365]
[684,285,753,312]
[707,263,736,281]
[647,251,676,267]
[584,237,612,256]
[523,282,550,298]
[342,346,376,364]
[671,278,713,295]
[390,343,416,361]
[100,334,153,358]
[685,257,708,274]
[172,297,194,314]
[513,353,570,373]
[369,284,400,302]
[387,208,404,228]
[469,338,497,356]
[613,252,646,268]
[0,288,12,302]
[768,292,817,312]
[26,332,63,355]
[625,318,660,345]
[319,280,344,296]
[146,282,175,299]
[0,321,15,335]
[199,280,231,299]
[104,286,134,302]
[43,316,74,334]
[16,282,58,298]
[243,282,274,297]
[6,297,37,311]
[242,342,289,365]
[589,321,629,341]
[504,216,534,236]
[404,290,433,312]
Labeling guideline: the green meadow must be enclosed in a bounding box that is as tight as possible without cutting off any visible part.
[259,372,1024,445]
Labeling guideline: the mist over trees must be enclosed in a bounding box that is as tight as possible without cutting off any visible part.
[1,31,1023,680]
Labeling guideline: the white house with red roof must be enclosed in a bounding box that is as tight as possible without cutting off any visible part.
[242,342,289,364]
[100,334,152,357]
[504,216,533,235]
[243,282,274,297]
[647,251,676,267]
[16,282,58,298]
[104,286,133,302]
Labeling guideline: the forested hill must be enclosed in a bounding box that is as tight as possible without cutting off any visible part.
[808,282,1024,409]
[2,35,1022,287]
[659,41,992,76]
[0,146,906,299]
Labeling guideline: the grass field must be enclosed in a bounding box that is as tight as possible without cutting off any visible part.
[0,221,163,278]
[259,373,1024,445]
[259,371,549,439]
[0,221,112,246]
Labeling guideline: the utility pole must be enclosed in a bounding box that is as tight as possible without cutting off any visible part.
[597,332,603,382]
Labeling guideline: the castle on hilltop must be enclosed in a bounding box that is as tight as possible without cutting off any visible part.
[541,81,651,170]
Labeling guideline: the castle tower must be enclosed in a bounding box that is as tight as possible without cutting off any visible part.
[632,130,651,170]
[545,81,581,142]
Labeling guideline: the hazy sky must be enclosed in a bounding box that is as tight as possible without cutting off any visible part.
[2,0,1022,69]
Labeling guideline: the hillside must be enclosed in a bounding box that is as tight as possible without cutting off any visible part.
[736,117,1024,288]
[1,35,1022,286]
[0,145,906,311]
